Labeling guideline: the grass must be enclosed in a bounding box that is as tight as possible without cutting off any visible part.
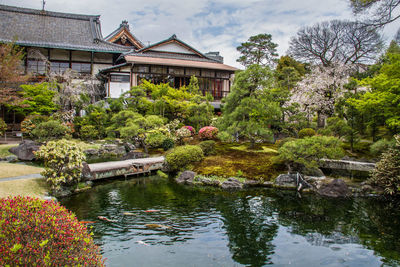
[0,144,18,158]
[0,163,43,179]
[0,178,48,198]
[193,142,285,181]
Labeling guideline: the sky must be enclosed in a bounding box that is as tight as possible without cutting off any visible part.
[1,0,398,68]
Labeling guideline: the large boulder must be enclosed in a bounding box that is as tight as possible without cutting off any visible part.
[317,179,351,198]
[176,171,196,185]
[9,140,41,161]
[221,177,243,190]
[122,151,148,160]
[274,174,297,187]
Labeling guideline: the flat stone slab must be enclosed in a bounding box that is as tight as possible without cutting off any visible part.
[320,159,376,172]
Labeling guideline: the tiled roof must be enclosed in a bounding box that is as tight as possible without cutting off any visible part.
[0,4,131,53]
[124,55,238,71]
[105,21,144,50]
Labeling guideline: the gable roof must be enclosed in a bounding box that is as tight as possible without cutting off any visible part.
[105,20,144,50]
[0,4,131,53]
[136,34,209,59]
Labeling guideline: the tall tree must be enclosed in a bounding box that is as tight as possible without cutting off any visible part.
[236,34,278,67]
[0,43,28,105]
[218,65,281,147]
[350,0,400,27]
[288,20,383,66]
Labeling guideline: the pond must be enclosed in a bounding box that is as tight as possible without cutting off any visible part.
[60,176,400,267]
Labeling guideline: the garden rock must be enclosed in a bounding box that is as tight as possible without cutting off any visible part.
[123,151,148,160]
[197,177,220,186]
[124,142,136,152]
[317,179,351,198]
[176,171,196,185]
[244,180,262,187]
[5,155,18,162]
[9,140,41,161]
[274,174,297,187]
[221,177,243,190]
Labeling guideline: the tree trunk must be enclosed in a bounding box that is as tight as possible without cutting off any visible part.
[317,111,325,128]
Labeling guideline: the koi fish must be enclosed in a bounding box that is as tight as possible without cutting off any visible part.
[98,216,118,222]
[123,212,135,216]
[145,224,172,229]
[80,221,96,224]
[136,240,149,246]
[145,209,160,213]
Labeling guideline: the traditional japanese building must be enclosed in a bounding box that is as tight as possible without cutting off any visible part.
[102,31,237,101]
[0,4,130,77]
[0,4,237,104]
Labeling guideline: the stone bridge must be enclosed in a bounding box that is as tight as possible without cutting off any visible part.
[319,159,376,172]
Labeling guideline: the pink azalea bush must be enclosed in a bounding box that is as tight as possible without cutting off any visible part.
[199,126,219,140]
[0,196,104,266]
[182,126,195,136]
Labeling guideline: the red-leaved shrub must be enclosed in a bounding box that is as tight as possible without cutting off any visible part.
[198,126,219,140]
[0,196,104,266]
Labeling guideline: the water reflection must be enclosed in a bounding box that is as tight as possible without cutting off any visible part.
[60,176,400,266]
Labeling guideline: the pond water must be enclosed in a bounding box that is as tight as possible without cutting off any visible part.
[60,176,400,267]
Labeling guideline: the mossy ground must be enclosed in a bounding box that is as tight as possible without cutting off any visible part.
[193,142,285,181]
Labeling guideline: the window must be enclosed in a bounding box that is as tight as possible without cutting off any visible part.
[111,74,130,83]
[71,63,91,74]
[201,70,215,77]
[151,66,167,74]
[186,68,200,76]
[168,67,184,75]
[50,62,69,74]
[216,71,230,79]
[27,60,46,74]
[133,65,149,73]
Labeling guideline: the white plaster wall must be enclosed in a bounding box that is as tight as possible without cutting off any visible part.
[109,82,130,98]
[151,43,195,54]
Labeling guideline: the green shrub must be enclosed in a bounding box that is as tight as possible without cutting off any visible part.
[80,125,100,140]
[146,132,168,148]
[217,131,233,142]
[370,138,396,157]
[278,136,344,170]
[275,137,296,148]
[0,118,6,136]
[199,140,216,156]
[369,135,400,195]
[21,114,49,138]
[298,128,316,138]
[166,145,204,171]
[317,128,333,136]
[31,120,69,141]
[162,138,175,151]
[35,139,86,191]
[0,196,104,266]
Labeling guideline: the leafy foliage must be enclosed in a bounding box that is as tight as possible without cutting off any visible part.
[370,138,396,156]
[0,118,6,136]
[20,114,49,138]
[13,83,58,115]
[237,33,279,67]
[298,128,316,138]
[278,136,344,169]
[35,139,86,191]
[31,120,70,141]
[0,196,104,266]
[369,135,400,195]
[162,138,175,151]
[218,65,281,145]
[80,125,100,140]
[199,140,216,156]
[166,145,204,171]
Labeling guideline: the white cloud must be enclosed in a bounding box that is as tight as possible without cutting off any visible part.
[1,0,397,68]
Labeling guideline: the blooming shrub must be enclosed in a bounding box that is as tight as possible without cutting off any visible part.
[182,126,195,136]
[0,118,6,136]
[0,196,104,266]
[166,145,204,171]
[35,139,86,191]
[21,114,49,138]
[199,126,219,140]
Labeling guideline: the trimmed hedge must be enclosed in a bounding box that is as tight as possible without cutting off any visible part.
[166,145,204,171]
[298,128,316,138]
[0,196,104,266]
[199,140,216,156]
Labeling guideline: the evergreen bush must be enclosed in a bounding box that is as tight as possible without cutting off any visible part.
[0,196,104,266]
[199,140,216,156]
[298,128,316,138]
[80,125,100,140]
[31,120,69,141]
[165,145,204,171]
[162,138,175,151]
[370,139,395,157]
